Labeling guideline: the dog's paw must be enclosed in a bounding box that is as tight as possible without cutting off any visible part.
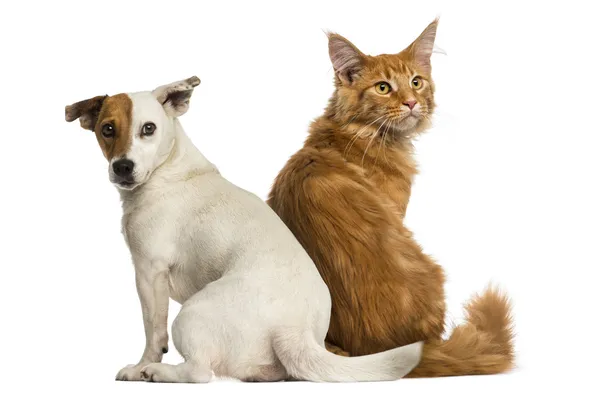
[140,363,166,383]
[116,364,146,381]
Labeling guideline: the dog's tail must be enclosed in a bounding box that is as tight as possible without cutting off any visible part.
[272,329,422,382]
[406,286,515,377]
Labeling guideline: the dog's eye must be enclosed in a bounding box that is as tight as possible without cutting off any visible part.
[142,123,156,136]
[101,124,115,138]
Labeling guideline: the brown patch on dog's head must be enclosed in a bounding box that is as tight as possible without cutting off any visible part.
[93,94,133,160]
[66,93,133,161]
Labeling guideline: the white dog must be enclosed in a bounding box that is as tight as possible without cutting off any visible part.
[65,76,422,383]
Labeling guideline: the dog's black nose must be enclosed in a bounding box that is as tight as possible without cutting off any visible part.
[113,159,134,178]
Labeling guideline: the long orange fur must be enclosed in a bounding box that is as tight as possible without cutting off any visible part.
[267,19,515,377]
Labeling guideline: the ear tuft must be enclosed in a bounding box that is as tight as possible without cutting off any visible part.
[327,33,366,84]
[65,95,108,130]
[405,18,439,74]
[152,76,201,117]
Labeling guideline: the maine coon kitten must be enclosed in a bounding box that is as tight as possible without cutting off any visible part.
[267,20,514,377]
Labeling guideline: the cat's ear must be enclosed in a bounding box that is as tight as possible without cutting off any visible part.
[328,33,367,85]
[152,76,201,117]
[404,19,438,74]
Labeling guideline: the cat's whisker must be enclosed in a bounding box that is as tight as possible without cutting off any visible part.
[356,115,385,137]
[381,120,393,166]
[340,114,359,130]
[344,115,385,159]
[361,120,385,168]
[343,131,363,159]
[344,116,380,155]
[345,126,366,153]
[373,119,389,169]
[361,135,376,168]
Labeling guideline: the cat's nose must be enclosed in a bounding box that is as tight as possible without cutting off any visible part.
[403,100,417,110]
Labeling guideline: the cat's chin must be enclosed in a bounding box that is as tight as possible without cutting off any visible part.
[398,114,420,129]
[387,116,427,140]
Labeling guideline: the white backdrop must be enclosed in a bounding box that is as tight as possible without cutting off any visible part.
[1,0,598,396]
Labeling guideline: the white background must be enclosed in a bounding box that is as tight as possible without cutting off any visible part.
[1,0,598,396]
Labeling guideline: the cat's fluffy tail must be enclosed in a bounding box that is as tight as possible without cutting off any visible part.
[406,286,515,378]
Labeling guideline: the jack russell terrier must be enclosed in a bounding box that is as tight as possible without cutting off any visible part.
[64,76,422,383]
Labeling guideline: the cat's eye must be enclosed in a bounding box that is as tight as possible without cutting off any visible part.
[411,77,423,89]
[142,122,156,136]
[101,123,115,138]
[375,82,392,95]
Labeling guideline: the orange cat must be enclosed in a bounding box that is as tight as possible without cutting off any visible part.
[267,20,514,377]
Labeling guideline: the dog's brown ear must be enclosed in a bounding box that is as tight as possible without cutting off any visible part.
[65,95,108,130]
[152,76,200,117]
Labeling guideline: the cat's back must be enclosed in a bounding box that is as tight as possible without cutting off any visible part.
[268,118,402,280]
[268,119,364,215]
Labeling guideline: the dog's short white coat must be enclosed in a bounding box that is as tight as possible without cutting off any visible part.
[85,78,422,383]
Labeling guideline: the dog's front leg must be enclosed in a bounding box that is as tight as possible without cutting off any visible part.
[116,262,170,381]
